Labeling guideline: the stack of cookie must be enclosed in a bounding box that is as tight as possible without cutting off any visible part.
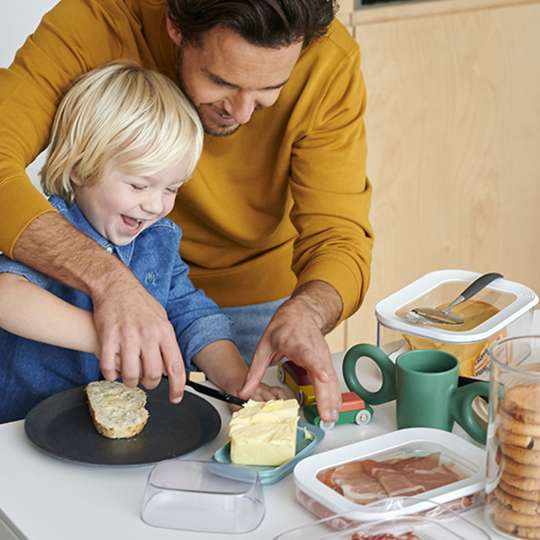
[492,383,540,538]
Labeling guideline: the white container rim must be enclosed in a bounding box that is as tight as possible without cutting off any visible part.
[293,428,486,522]
[375,270,538,344]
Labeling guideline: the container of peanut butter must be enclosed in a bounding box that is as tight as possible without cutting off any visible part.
[374,270,538,379]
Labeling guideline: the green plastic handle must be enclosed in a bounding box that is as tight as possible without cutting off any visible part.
[451,381,490,444]
[342,344,397,405]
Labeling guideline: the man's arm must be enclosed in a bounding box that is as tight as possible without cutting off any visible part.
[243,26,373,422]
[0,1,185,402]
[13,212,186,401]
[241,280,343,422]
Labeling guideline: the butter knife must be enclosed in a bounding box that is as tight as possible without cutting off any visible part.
[185,379,246,407]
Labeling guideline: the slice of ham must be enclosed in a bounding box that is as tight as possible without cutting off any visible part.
[320,460,388,504]
[318,453,463,505]
[340,473,389,504]
[372,469,426,497]
[406,464,461,492]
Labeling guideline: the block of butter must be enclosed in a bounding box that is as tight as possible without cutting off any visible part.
[229,399,299,466]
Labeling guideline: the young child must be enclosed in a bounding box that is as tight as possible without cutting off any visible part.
[0,62,285,423]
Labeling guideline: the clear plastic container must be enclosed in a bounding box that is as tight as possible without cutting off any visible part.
[140,459,265,533]
[274,497,491,539]
[485,335,540,539]
[294,428,485,522]
[376,270,538,379]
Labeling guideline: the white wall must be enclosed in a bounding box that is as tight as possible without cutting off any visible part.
[1,1,60,190]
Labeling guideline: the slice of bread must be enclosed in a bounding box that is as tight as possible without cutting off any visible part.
[85,381,149,439]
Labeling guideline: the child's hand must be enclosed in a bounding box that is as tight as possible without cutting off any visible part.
[249,382,289,403]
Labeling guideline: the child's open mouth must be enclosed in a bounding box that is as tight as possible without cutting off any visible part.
[121,215,143,233]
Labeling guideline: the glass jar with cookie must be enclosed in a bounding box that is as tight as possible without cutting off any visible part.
[485,335,540,539]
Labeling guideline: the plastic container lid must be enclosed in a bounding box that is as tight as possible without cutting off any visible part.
[140,459,265,533]
[294,428,485,522]
[376,270,538,344]
[274,497,491,539]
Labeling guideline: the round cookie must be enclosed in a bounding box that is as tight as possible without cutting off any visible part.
[500,480,540,502]
[498,427,540,450]
[504,456,540,479]
[502,472,540,492]
[502,444,540,466]
[494,518,540,540]
[492,500,540,528]
[515,527,540,539]
[503,384,540,425]
[501,410,540,437]
[495,486,540,515]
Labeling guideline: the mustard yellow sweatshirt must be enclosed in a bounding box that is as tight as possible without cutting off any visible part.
[0,0,373,318]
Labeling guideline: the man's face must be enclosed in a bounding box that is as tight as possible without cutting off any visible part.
[168,23,303,136]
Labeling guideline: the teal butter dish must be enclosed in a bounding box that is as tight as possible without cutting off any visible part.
[213,420,325,485]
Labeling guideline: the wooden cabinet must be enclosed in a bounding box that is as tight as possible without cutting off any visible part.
[326,0,540,352]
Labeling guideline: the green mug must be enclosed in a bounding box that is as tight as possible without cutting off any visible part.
[343,344,489,444]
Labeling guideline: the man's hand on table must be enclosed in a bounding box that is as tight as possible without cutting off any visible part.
[241,281,343,423]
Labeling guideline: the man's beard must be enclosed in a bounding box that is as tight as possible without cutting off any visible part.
[175,49,240,137]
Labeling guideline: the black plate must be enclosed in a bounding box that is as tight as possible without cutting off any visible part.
[24,380,221,466]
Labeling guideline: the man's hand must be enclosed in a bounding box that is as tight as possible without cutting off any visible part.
[241,281,343,423]
[93,272,185,403]
[14,212,185,403]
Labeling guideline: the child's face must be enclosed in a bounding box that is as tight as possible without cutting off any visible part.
[73,160,186,245]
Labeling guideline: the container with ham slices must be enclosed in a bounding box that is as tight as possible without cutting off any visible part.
[273,496,491,539]
[293,428,486,526]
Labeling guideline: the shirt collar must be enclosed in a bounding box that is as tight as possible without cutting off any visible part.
[49,195,136,266]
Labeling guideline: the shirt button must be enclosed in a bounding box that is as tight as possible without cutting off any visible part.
[105,246,113,253]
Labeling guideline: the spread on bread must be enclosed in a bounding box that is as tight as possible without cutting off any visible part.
[229,399,299,466]
[85,381,149,439]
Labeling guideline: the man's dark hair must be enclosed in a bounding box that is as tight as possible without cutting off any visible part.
[167,0,337,48]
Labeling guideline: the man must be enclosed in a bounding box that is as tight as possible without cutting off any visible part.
[0,0,373,423]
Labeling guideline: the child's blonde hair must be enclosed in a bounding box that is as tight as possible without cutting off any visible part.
[41,61,203,201]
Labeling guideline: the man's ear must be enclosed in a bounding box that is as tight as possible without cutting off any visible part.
[166,16,182,47]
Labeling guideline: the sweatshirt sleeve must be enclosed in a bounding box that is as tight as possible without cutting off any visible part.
[289,46,374,321]
[0,0,128,257]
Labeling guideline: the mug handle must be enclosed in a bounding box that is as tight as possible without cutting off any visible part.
[342,344,396,405]
[451,381,490,444]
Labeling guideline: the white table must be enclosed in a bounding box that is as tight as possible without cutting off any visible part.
[0,353,506,540]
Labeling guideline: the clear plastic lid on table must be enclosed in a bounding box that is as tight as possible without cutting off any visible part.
[140,459,265,534]
[274,497,491,539]
[375,270,538,344]
[294,429,486,523]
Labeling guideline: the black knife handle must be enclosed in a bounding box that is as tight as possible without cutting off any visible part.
[186,379,246,406]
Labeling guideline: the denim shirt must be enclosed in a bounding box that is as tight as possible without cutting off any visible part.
[0,195,233,423]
